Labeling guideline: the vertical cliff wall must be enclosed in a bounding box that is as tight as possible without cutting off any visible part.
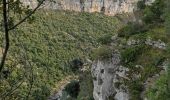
[91,51,129,100]
[21,0,155,16]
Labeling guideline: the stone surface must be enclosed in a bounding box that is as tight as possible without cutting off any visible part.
[91,51,129,100]
[127,37,167,50]
[21,0,155,16]
[127,39,140,45]
[145,38,166,50]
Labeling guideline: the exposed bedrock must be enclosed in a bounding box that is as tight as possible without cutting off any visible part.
[21,0,155,16]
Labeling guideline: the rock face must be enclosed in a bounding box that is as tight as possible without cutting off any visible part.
[21,0,155,16]
[91,51,129,100]
[127,37,167,50]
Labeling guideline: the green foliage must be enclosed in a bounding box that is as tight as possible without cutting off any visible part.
[128,80,143,100]
[137,0,146,10]
[121,45,144,67]
[117,22,147,38]
[0,10,121,99]
[146,0,170,100]
[69,59,83,72]
[146,74,170,100]
[92,46,113,60]
[117,0,169,100]
[165,0,170,34]
[142,6,155,23]
[146,1,170,100]
[142,0,165,24]
[97,34,113,45]
[165,0,170,92]
[77,71,94,100]
[65,80,80,98]
[32,85,51,100]
[122,45,166,99]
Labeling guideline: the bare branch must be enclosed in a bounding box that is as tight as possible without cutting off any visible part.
[8,0,46,31]
[0,0,10,72]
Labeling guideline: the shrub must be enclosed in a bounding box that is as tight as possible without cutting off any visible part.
[142,7,156,24]
[65,80,80,98]
[128,80,144,100]
[142,0,165,24]
[137,0,146,10]
[97,34,112,45]
[77,71,94,100]
[32,85,51,100]
[121,45,144,66]
[117,22,147,38]
[146,74,170,100]
[92,46,113,60]
[69,58,83,72]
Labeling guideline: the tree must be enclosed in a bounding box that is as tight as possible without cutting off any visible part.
[0,0,47,73]
[0,0,49,99]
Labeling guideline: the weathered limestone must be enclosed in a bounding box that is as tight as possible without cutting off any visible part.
[21,0,155,16]
[127,37,167,50]
[91,51,129,100]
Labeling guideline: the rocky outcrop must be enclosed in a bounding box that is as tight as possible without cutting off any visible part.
[91,50,129,100]
[127,37,167,50]
[21,0,155,16]
[145,38,166,50]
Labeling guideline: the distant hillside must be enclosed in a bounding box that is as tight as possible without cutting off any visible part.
[0,10,121,99]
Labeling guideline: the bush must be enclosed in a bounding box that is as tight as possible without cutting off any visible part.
[69,58,83,72]
[77,71,94,100]
[137,0,146,10]
[121,45,144,66]
[117,22,147,38]
[128,80,144,100]
[146,74,170,100]
[97,34,112,45]
[142,7,156,24]
[92,46,113,60]
[65,80,80,98]
[32,85,51,100]
[142,0,165,24]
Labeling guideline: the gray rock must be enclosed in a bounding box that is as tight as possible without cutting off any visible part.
[21,0,155,16]
[91,51,129,100]
[145,38,166,49]
[127,39,140,45]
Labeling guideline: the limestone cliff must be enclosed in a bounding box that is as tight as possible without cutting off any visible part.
[21,0,155,16]
[91,50,129,100]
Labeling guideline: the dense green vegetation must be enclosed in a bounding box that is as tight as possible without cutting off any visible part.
[65,80,80,98]
[146,0,170,99]
[0,0,169,99]
[142,0,165,24]
[0,10,121,99]
[91,45,113,60]
[117,0,170,99]
[117,22,147,39]
[77,71,94,100]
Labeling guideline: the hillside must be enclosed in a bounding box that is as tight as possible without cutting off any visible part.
[0,0,170,100]
[0,10,122,99]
